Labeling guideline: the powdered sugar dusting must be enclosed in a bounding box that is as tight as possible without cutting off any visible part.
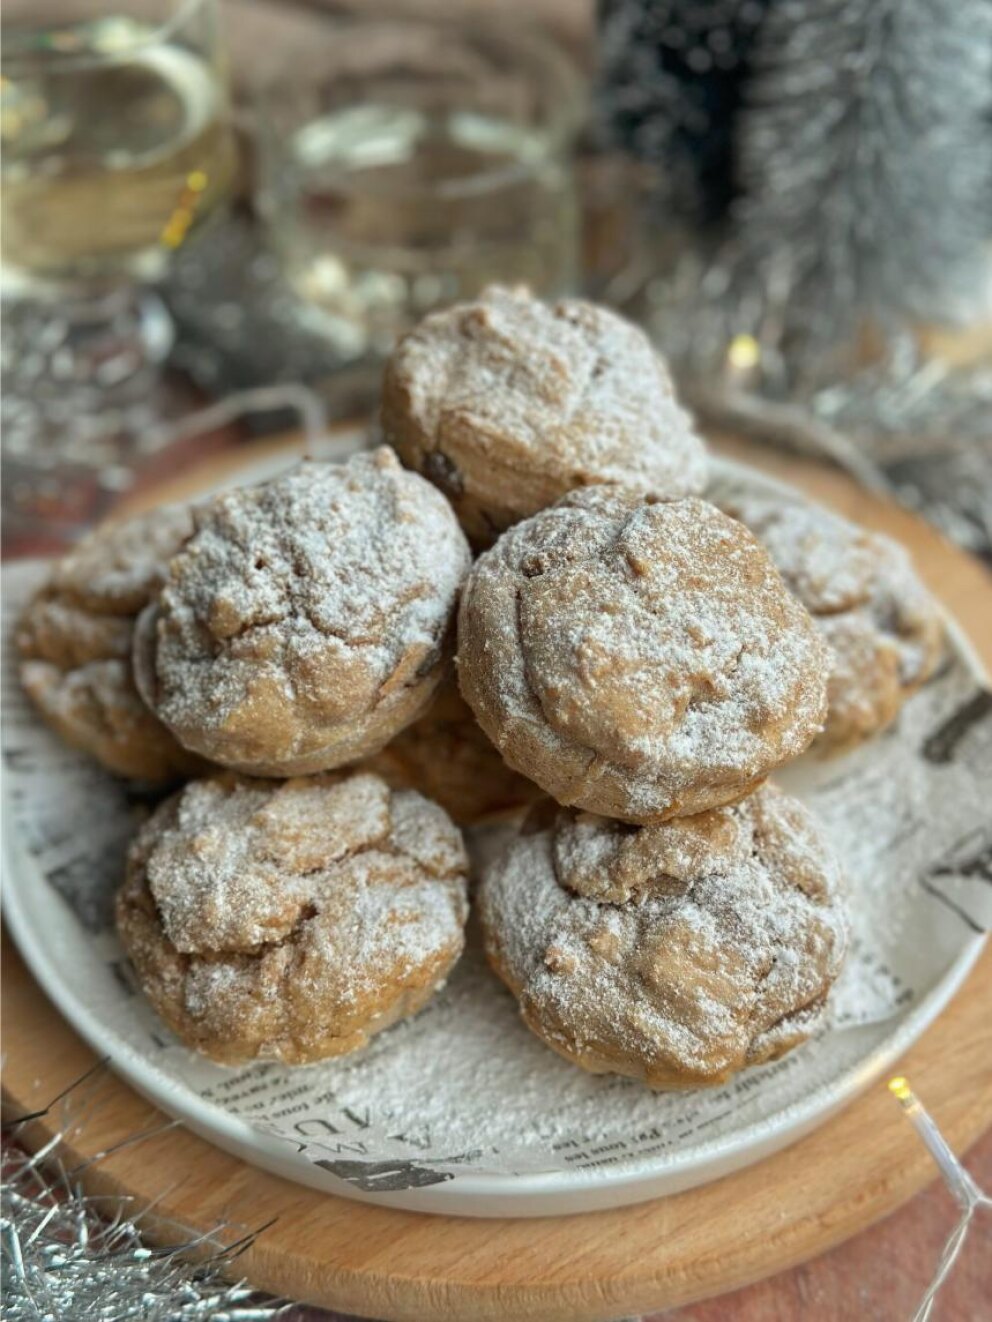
[137,773,465,957]
[21,658,148,732]
[142,449,471,771]
[480,786,848,1087]
[4,463,988,1186]
[384,285,708,538]
[118,771,470,1065]
[184,846,465,1015]
[14,503,198,781]
[459,488,830,820]
[725,493,944,747]
[49,503,194,616]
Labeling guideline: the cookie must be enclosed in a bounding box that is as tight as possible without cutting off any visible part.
[38,502,196,616]
[116,771,470,1065]
[16,505,202,782]
[134,449,472,776]
[363,679,543,826]
[457,487,830,823]
[382,285,708,544]
[725,494,944,750]
[479,785,848,1089]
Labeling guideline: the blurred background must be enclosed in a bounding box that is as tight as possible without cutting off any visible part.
[3,0,990,557]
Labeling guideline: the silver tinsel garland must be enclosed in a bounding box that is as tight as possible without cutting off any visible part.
[1,1063,286,1322]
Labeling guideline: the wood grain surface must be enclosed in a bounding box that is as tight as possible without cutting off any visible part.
[4,432,991,1322]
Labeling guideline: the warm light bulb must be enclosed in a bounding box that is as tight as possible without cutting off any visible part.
[888,1075,912,1102]
[727,333,761,371]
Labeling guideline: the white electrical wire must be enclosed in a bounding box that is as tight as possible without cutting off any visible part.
[140,383,329,458]
[888,1076,992,1322]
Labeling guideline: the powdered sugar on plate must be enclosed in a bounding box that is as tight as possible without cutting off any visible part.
[2,449,989,1207]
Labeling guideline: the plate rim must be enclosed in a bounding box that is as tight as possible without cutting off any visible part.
[3,451,989,1212]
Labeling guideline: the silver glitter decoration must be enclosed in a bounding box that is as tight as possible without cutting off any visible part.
[1,1062,286,1322]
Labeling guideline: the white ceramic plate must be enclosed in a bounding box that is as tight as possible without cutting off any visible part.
[4,442,990,1216]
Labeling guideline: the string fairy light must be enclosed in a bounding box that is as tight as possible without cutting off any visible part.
[161,169,210,251]
[136,382,329,459]
[887,1075,992,1322]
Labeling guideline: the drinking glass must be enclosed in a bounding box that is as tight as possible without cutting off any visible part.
[254,13,583,364]
[1,0,237,392]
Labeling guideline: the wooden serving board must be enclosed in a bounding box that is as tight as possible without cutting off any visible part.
[3,433,992,1322]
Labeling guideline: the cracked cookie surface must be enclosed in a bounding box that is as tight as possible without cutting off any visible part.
[116,771,470,1065]
[382,285,707,545]
[725,494,944,751]
[17,504,201,782]
[479,785,848,1089]
[135,449,472,775]
[458,487,830,823]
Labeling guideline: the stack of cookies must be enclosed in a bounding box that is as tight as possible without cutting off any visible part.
[17,286,944,1090]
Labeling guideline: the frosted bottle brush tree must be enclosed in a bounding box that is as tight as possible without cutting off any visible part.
[596,0,992,363]
[737,0,992,345]
[596,0,992,551]
[596,0,774,222]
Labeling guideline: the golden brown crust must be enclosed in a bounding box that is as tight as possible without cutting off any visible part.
[134,450,472,776]
[382,285,708,545]
[16,505,201,783]
[361,679,543,825]
[457,487,830,822]
[479,785,848,1089]
[116,771,470,1065]
[20,659,204,782]
[17,597,135,669]
[723,495,944,752]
